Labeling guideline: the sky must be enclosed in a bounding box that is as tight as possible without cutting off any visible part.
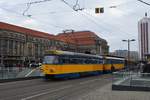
[0,0,150,52]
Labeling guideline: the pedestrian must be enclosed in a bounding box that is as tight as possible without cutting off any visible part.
[143,61,150,73]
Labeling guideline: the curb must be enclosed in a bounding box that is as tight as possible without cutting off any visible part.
[0,76,44,83]
[112,84,150,92]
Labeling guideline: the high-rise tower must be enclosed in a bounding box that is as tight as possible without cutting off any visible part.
[138,13,150,60]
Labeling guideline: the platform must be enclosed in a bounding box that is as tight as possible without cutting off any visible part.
[112,71,150,91]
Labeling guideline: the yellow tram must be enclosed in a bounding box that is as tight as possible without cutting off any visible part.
[40,50,125,79]
[103,56,125,73]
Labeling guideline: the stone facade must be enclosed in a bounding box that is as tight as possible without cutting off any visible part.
[0,29,62,67]
[56,31,109,55]
[0,22,109,67]
[0,22,62,67]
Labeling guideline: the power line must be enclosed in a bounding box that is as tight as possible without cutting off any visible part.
[1,0,144,36]
[23,0,52,16]
[137,0,150,6]
[28,10,74,16]
[60,1,127,38]
[0,7,65,30]
[109,0,137,8]
[23,2,31,16]
[61,0,84,11]
[63,6,135,39]
[61,0,74,10]
[82,11,134,37]
[60,0,111,34]
[80,12,111,33]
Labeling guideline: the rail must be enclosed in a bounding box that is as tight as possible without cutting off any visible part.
[112,71,150,87]
[0,67,42,79]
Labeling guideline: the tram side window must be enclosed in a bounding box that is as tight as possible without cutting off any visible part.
[78,58,85,64]
[75,58,84,64]
[85,58,95,64]
[59,56,85,64]
[98,59,103,64]
[92,59,97,64]
[85,58,91,64]
[59,57,69,64]
[106,59,111,64]
[43,56,58,64]
[110,59,124,64]
[84,58,98,64]
[118,60,124,64]
[70,58,77,64]
[111,59,117,64]
[70,58,84,64]
[119,60,123,63]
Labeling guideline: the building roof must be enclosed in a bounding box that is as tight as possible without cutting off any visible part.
[56,31,99,45]
[0,22,55,39]
[0,22,107,46]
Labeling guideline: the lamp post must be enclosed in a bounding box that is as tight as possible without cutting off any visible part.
[63,29,78,52]
[122,39,135,70]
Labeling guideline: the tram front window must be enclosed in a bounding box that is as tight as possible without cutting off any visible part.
[43,56,58,64]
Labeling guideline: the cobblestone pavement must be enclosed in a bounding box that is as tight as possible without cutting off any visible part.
[75,83,150,100]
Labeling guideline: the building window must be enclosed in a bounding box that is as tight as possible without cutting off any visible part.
[9,40,13,55]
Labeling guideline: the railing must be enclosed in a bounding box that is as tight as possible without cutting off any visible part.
[112,71,150,87]
[0,67,42,79]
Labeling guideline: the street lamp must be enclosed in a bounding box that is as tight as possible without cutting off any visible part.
[122,39,135,70]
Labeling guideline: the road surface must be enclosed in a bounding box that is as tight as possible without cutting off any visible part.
[0,74,112,100]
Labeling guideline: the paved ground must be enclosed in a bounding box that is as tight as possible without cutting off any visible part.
[0,74,150,100]
[75,83,150,100]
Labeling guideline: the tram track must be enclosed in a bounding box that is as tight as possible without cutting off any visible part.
[0,74,112,100]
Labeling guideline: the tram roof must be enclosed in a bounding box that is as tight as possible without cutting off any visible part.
[104,56,125,60]
[45,50,103,58]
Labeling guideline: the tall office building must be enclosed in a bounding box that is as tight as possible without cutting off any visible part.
[138,13,150,60]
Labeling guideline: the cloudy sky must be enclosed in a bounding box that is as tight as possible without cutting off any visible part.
[0,0,150,52]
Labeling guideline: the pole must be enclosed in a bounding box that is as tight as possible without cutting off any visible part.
[63,30,70,51]
[122,39,135,71]
[71,30,78,52]
[128,39,130,70]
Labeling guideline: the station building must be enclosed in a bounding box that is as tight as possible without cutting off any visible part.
[0,22,109,67]
[56,30,109,55]
[0,22,60,67]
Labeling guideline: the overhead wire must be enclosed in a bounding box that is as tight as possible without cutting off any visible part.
[1,0,147,36]
[102,0,150,36]
[23,0,52,16]
[60,0,136,36]
[61,0,74,10]
[0,6,65,31]
[28,10,74,15]
[80,12,130,39]
[60,0,110,35]
[83,11,131,36]
[23,2,31,16]
[79,0,142,37]
[61,0,84,11]
[137,0,150,6]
